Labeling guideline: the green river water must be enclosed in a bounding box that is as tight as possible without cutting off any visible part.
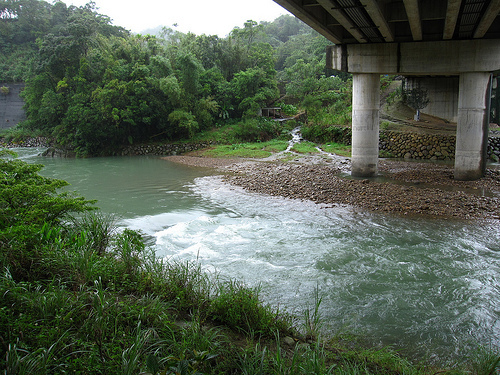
[15,148,500,364]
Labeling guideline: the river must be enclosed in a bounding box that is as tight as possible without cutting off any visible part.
[14,147,500,364]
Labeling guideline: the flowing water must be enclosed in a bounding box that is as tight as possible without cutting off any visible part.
[13,147,500,363]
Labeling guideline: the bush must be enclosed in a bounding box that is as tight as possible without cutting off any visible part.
[301,123,352,144]
[210,280,290,335]
[231,118,293,142]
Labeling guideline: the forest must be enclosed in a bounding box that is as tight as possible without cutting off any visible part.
[0,0,352,156]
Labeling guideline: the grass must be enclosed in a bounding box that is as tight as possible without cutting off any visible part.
[201,140,288,158]
[320,142,352,157]
[290,141,321,154]
[190,118,296,145]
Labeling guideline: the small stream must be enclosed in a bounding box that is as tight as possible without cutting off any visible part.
[13,147,500,364]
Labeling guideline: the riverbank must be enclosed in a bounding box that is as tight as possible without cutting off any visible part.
[165,155,500,221]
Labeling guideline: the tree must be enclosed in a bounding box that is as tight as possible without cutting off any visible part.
[230,20,264,53]
[405,87,430,121]
[230,67,279,117]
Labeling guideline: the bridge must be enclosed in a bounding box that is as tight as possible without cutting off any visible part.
[273,0,500,180]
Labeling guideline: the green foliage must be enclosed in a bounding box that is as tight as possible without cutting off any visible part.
[0,86,10,95]
[279,103,298,116]
[0,152,96,281]
[301,123,352,145]
[0,45,36,82]
[169,110,199,138]
[0,156,95,230]
[404,87,430,111]
[230,67,279,118]
[230,118,285,142]
[291,141,320,154]
[320,143,351,157]
[8,6,353,155]
[386,85,404,107]
[210,280,290,335]
[380,75,397,90]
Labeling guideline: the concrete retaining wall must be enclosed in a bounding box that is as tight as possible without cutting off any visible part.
[0,83,26,129]
[405,77,459,123]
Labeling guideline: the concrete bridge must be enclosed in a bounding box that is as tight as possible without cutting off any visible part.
[273,0,500,180]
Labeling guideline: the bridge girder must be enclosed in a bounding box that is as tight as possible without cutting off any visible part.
[273,0,500,44]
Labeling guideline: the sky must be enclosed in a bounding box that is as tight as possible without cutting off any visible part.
[61,0,289,36]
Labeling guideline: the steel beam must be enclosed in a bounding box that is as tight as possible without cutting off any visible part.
[317,0,368,42]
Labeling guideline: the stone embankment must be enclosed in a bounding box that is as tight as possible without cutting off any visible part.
[0,137,212,157]
[2,130,500,163]
[120,142,213,156]
[489,136,500,160]
[0,137,52,148]
[379,130,500,161]
[324,128,500,161]
[379,131,456,160]
[115,130,500,161]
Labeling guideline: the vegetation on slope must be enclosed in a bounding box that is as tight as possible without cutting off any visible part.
[1,0,354,156]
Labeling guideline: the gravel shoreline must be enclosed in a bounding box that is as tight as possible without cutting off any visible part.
[164,155,500,221]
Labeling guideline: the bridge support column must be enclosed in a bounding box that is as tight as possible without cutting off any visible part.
[351,73,380,177]
[454,72,491,180]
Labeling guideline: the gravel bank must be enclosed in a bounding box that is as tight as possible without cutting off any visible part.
[166,155,500,221]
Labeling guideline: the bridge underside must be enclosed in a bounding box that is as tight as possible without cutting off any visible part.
[328,39,500,180]
[273,0,500,180]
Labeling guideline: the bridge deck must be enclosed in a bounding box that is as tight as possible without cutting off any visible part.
[273,0,500,45]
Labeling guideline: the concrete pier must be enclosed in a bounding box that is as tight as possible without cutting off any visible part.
[351,74,380,177]
[454,72,492,180]
[325,40,500,180]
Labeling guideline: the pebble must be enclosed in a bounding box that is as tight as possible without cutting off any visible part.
[221,159,500,221]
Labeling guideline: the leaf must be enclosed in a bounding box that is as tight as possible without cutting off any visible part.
[146,354,160,374]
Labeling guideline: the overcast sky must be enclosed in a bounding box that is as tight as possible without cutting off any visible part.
[61,0,289,36]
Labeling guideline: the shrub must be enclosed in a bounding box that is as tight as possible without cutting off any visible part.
[301,123,352,144]
[209,280,290,335]
[231,118,292,142]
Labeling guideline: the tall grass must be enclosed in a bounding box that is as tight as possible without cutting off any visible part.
[2,210,499,373]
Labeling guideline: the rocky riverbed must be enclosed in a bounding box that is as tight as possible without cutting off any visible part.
[165,154,500,221]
